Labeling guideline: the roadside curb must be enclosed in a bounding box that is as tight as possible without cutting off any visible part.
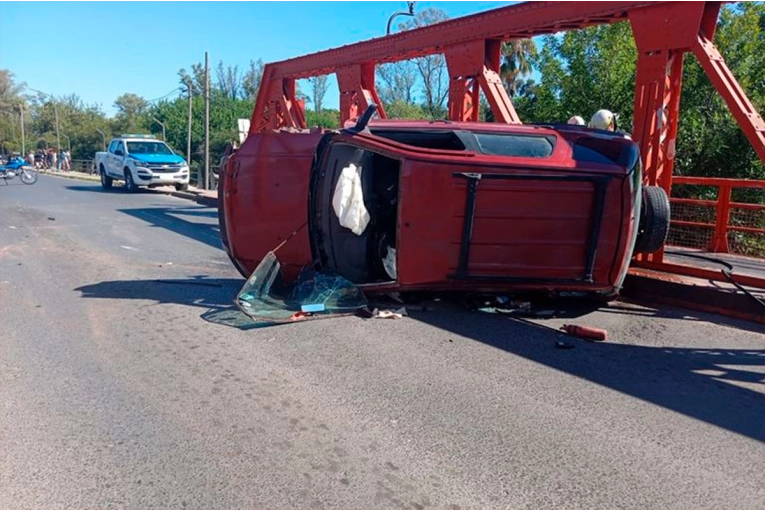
[169,190,218,208]
[45,171,219,207]
[43,171,101,183]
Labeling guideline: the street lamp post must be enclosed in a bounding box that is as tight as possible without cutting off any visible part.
[387,1,416,35]
[152,116,166,141]
[96,129,107,151]
[61,134,71,153]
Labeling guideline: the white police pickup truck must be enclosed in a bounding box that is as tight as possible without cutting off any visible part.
[94,134,190,192]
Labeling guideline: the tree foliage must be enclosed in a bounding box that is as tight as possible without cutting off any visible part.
[242,59,265,101]
[377,60,418,105]
[376,7,450,118]
[308,75,329,112]
[397,7,450,117]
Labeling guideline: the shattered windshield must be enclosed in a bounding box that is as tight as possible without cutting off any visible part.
[236,251,368,324]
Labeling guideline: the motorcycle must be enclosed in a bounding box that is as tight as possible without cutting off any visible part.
[0,157,39,185]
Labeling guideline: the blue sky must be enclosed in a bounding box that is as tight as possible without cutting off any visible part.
[0,1,516,116]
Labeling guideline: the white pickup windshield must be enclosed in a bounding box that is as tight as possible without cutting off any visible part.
[126,141,174,155]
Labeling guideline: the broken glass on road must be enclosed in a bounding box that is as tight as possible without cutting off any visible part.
[235,251,368,324]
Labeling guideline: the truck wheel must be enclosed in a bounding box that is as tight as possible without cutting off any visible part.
[100,165,113,190]
[634,185,671,254]
[124,168,138,193]
[175,182,189,192]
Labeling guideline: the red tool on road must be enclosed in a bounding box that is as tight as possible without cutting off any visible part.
[561,324,608,342]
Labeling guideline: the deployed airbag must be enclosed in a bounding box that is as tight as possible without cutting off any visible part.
[332,163,370,236]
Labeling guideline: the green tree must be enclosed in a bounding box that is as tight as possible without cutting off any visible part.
[397,7,450,117]
[520,3,763,183]
[0,69,27,154]
[525,22,637,126]
[385,100,429,119]
[673,2,764,180]
[215,61,242,100]
[308,75,329,113]
[242,59,265,101]
[305,108,340,128]
[500,39,538,98]
[377,60,418,105]
[113,93,149,132]
[178,63,206,96]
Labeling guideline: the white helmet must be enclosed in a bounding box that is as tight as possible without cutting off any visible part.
[589,109,615,130]
[567,115,585,125]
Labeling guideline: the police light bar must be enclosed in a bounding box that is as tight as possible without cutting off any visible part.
[121,134,157,139]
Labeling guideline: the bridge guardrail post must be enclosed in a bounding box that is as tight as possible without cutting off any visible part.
[710,184,731,253]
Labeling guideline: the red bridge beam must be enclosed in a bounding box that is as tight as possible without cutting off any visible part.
[269,1,655,79]
[251,1,662,131]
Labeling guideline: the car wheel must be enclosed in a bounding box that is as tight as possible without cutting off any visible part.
[124,168,138,193]
[175,182,189,192]
[634,185,671,254]
[100,165,113,189]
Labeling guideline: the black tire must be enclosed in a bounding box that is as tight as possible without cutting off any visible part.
[20,168,38,185]
[100,165,113,189]
[124,168,137,193]
[175,182,189,192]
[634,185,671,254]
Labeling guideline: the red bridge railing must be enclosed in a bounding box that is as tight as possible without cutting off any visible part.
[634,176,765,290]
[667,177,765,258]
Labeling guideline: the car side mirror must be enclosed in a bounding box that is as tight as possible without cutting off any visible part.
[115,149,123,156]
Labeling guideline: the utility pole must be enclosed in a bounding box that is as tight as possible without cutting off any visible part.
[204,51,210,190]
[186,78,192,165]
[19,104,25,155]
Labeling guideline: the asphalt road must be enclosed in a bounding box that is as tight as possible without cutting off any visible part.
[1,175,763,510]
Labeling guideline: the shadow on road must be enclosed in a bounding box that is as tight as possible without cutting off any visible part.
[411,303,765,442]
[117,205,222,249]
[74,277,291,332]
[75,276,240,309]
[75,274,764,442]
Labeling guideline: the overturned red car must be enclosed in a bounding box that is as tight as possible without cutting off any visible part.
[218,108,669,301]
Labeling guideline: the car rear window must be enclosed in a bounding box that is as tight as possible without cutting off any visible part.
[473,133,555,158]
[369,130,466,151]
